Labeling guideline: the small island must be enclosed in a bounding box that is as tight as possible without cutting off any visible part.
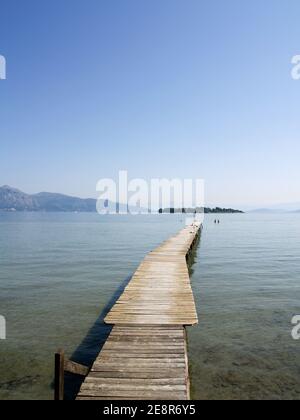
[158,207,244,214]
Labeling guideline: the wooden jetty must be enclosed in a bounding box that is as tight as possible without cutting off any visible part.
[70,222,201,400]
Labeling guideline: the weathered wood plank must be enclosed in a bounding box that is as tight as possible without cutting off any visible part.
[64,360,89,377]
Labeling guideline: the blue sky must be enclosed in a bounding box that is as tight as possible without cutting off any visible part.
[0,0,300,208]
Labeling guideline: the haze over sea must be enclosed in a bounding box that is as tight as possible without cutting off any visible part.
[0,212,299,400]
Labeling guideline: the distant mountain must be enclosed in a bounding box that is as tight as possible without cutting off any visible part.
[32,192,97,212]
[0,186,148,213]
[248,208,300,213]
[268,202,300,212]
[248,208,287,214]
[0,186,97,212]
[0,186,39,211]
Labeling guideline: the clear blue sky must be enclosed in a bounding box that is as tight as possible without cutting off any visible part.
[0,0,300,208]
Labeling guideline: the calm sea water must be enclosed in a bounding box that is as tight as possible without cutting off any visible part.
[0,212,299,400]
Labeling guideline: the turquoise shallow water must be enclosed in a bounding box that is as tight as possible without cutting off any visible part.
[0,212,299,400]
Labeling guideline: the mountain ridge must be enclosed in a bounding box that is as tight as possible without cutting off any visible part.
[0,186,145,213]
[0,185,97,212]
[2,186,296,214]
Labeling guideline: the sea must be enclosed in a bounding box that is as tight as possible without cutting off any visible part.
[0,212,299,400]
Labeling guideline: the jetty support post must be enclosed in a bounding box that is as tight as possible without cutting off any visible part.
[54,349,65,401]
[54,349,90,400]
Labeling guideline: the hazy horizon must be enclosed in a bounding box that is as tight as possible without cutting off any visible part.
[1,183,300,212]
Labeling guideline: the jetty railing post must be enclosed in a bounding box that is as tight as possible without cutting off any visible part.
[54,349,65,400]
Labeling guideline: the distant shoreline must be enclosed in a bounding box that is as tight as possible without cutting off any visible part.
[159,207,244,214]
[0,185,244,214]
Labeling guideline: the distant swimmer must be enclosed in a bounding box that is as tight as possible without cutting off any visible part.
[218,220,220,224]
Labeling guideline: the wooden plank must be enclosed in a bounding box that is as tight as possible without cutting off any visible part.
[80,383,186,392]
[88,370,186,379]
[84,377,186,386]
[77,391,187,400]
[64,360,89,377]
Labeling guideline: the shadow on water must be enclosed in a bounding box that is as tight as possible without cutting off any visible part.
[57,274,133,400]
[187,229,202,277]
